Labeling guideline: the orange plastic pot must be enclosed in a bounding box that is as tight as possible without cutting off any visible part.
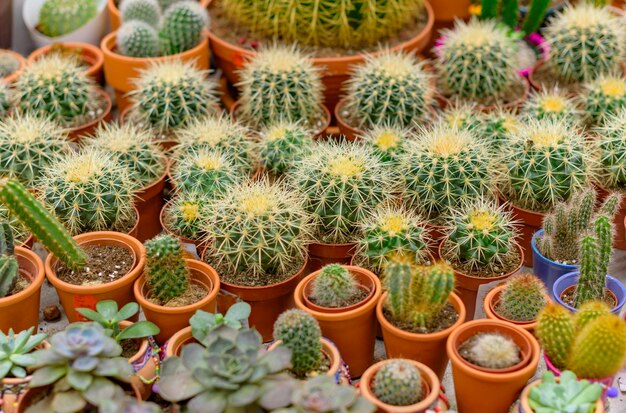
[45,231,146,323]
[294,266,381,377]
[165,326,193,357]
[134,169,167,242]
[360,359,440,413]
[334,99,363,142]
[483,285,550,334]
[66,88,112,143]
[307,242,357,273]
[0,50,26,83]
[500,197,544,267]
[118,321,156,400]
[376,292,466,380]
[430,0,471,21]
[267,338,342,380]
[446,319,541,413]
[27,42,104,83]
[0,247,45,334]
[595,182,626,250]
[518,377,605,413]
[134,258,220,343]
[108,0,211,30]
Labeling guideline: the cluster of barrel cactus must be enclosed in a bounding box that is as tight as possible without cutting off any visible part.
[472,108,520,152]
[462,333,521,369]
[38,0,98,37]
[496,273,548,322]
[310,264,361,308]
[162,191,211,241]
[170,148,240,196]
[596,110,626,190]
[521,88,580,126]
[372,360,423,406]
[258,122,313,175]
[273,309,322,378]
[580,75,626,126]
[145,234,191,304]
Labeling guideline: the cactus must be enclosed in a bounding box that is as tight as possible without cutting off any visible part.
[310,264,360,308]
[496,273,548,322]
[0,206,29,246]
[170,148,240,196]
[128,60,220,133]
[0,53,20,78]
[0,222,18,297]
[273,309,322,377]
[38,148,137,235]
[536,303,575,369]
[258,121,313,175]
[372,360,422,406]
[402,123,491,221]
[237,45,324,128]
[0,114,70,187]
[162,190,211,241]
[499,118,592,212]
[463,333,521,369]
[159,1,209,55]
[580,75,626,126]
[116,21,160,58]
[203,179,310,285]
[436,19,518,100]
[481,0,550,36]
[84,122,166,187]
[292,141,393,244]
[574,301,611,331]
[0,82,11,117]
[0,178,87,269]
[544,4,625,83]
[38,0,98,37]
[473,108,520,152]
[362,124,411,166]
[441,103,478,130]
[521,88,580,126]
[596,110,626,190]
[120,0,161,27]
[145,234,190,304]
[343,50,434,129]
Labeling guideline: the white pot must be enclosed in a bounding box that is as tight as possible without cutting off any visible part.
[23,0,107,48]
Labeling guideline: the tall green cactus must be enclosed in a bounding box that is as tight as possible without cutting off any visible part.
[0,223,18,297]
[372,360,422,407]
[145,234,190,304]
[536,303,575,369]
[38,0,98,37]
[159,1,209,55]
[310,264,360,308]
[273,309,322,377]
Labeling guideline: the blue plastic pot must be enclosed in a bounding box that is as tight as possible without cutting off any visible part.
[531,230,577,300]
[552,272,626,314]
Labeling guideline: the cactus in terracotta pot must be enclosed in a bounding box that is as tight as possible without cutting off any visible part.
[595,110,626,190]
[521,88,580,126]
[120,0,161,27]
[258,121,313,175]
[0,53,20,79]
[496,273,548,322]
[170,148,241,196]
[361,124,411,167]
[310,264,361,308]
[116,21,160,58]
[159,1,209,55]
[145,233,191,305]
[162,190,211,241]
[38,0,98,37]
[273,309,322,378]
[462,332,521,369]
[580,74,626,126]
[472,108,520,153]
[0,82,11,117]
[372,360,422,406]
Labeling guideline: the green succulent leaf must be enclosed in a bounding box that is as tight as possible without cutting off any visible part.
[117,321,160,341]
[51,390,87,413]
[159,356,204,402]
[30,365,67,387]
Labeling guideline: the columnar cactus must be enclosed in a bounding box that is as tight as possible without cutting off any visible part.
[170,148,240,196]
[258,122,313,175]
[273,309,322,378]
[0,223,18,297]
[38,0,98,37]
[0,114,70,187]
[596,110,626,189]
[145,234,190,304]
[372,360,422,406]
[310,264,360,308]
[580,75,626,125]
[536,303,575,369]
[463,333,521,369]
[521,89,580,126]
[237,45,323,128]
[159,1,209,55]
[0,206,29,246]
[120,0,161,27]
[343,51,434,128]
[162,191,211,241]
[361,124,411,166]
[116,21,160,58]
[496,273,548,322]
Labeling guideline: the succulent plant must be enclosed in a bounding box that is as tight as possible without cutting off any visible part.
[292,141,393,244]
[237,45,323,128]
[27,323,133,413]
[481,0,550,36]
[521,89,580,126]
[372,360,422,407]
[162,190,211,241]
[343,50,434,129]
[159,1,209,55]
[38,0,98,37]
[574,300,611,332]
[76,300,159,343]
[170,148,240,196]
[528,371,603,413]
[0,222,19,298]
[536,303,576,369]
[0,327,47,380]
[273,309,322,378]
[0,53,20,78]
[0,205,29,246]
[472,108,520,153]
[495,273,548,322]
[258,121,313,175]
[128,60,220,134]
[0,82,11,117]
[0,114,70,188]
[116,21,160,58]
[310,264,361,309]
[99,396,161,413]
[580,74,626,126]
[190,302,252,343]
[39,148,137,235]
[361,124,411,167]
[145,234,191,305]
[120,0,161,27]
[463,333,521,369]
[595,110,626,190]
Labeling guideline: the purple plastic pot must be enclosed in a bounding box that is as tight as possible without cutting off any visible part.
[531,229,577,300]
[552,272,626,314]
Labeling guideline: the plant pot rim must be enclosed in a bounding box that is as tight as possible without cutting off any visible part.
[553,271,625,313]
[519,377,605,413]
[65,87,112,139]
[359,359,440,412]
[0,49,27,83]
[302,269,376,313]
[0,246,45,306]
[159,199,207,247]
[107,0,211,18]
[45,231,146,294]
[484,286,548,330]
[497,193,546,222]
[135,163,167,198]
[334,98,364,140]
[267,337,342,379]
[531,229,578,270]
[27,41,104,78]
[165,326,192,358]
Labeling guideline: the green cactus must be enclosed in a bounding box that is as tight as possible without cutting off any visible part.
[440,103,477,131]
[273,309,322,378]
[574,301,611,332]
[116,21,160,58]
[362,124,410,166]
[0,222,18,297]
[581,75,626,126]
[343,50,434,129]
[0,53,20,78]
[521,89,580,126]
[536,303,575,369]
[292,141,393,244]
[372,360,422,406]
[145,234,190,304]
[120,0,161,27]
[472,108,520,153]
[463,333,521,369]
[0,82,11,117]
[310,264,361,308]
[496,273,548,322]
[38,148,138,235]
[0,178,87,270]
[162,190,211,241]
[258,121,313,175]
[128,60,220,134]
[157,0,178,10]
[237,45,324,128]
[481,0,550,36]
[159,1,209,55]
[596,110,626,190]
[38,0,98,37]
[170,148,240,196]
[0,114,70,188]
[0,206,29,246]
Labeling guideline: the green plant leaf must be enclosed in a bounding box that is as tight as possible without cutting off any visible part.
[66,369,93,391]
[10,353,35,366]
[225,302,251,322]
[51,391,86,413]
[76,308,107,325]
[30,365,67,386]
[0,360,12,379]
[117,321,160,342]
[10,365,27,378]
[159,356,204,401]
[228,384,259,407]
[116,302,139,322]
[96,300,119,322]
[187,390,227,413]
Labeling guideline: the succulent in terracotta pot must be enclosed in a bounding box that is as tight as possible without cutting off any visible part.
[77,300,159,343]
[525,371,603,413]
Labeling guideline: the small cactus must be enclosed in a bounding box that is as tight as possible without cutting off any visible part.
[574,301,611,331]
[463,333,521,369]
[372,360,422,406]
[472,108,520,153]
[38,0,98,37]
[162,190,211,241]
[536,303,575,369]
[310,264,361,308]
[580,75,626,126]
[273,309,322,378]
[0,53,20,79]
[116,21,160,58]
[159,1,209,55]
[0,82,11,117]
[361,124,411,166]
[596,110,626,190]
[170,148,240,196]
[496,273,548,322]
[521,88,580,126]
[120,0,161,27]
[145,234,190,304]
[0,206,29,246]
[258,121,313,175]
[0,222,19,297]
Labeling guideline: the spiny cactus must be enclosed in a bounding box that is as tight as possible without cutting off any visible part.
[159,1,209,55]
[463,333,521,369]
[596,110,626,190]
[402,123,491,221]
[372,360,422,407]
[0,223,18,297]
[0,82,11,117]
[273,309,322,378]
[84,122,166,187]
[145,234,190,304]
[362,124,411,166]
[496,273,548,322]
[38,0,98,37]
[440,103,477,131]
[203,179,311,285]
[292,141,393,244]
[536,303,575,369]
[120,0,161,27]
[436,19,518,101]
[481,0,550,36]
[521,89,580,126]
[128,60,220,133]
[0,114,70,187]
[170,148,240,196]
[499,118,592,212]
[0,206,29,246]
[343,51,434,129]
[237,45,323,128]
[0,53,20,78]
[39,148,137,235]
[258,121,313,175]
[544,4,625,83]
[574,301,611,332]
[116,21,160,58]
[162,190,211,241]
[310,264,361,308]
[473,108,520,153]
[580,75,626,126]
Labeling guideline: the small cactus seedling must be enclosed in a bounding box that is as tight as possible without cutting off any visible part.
[0,53,20,78]
[170,148,240,196]
[0,222,19,297]
[310,264,361,308]
[120,0,161,27]
[372,360,423,406]
[536,303,575,369]
[0,82,11,117]
[496,273,548,322]
[38,0,98,37]
[361,124,411,166]
[462,333,521,369]
[159,1,209,55]
[580,75,626,126]
[145,234,191,304]
[595,110,626,190]
[258,121,313,175]
[273,309,322,378]
[162,191,211,241]
[521,88,580,126]
[116,21,160,58]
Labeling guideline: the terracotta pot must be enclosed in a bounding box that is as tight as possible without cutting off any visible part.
[302,271,375,314]
[518,377,605,413]
[164,326,193,358]
[27,42,105,83]
[484,285,550,334]
[446,319,541,413]
[208,0,435,113]
[294,266,382,377]
[66,87,112,142]
[334,99,363,141]
[134,170,167,242]
[595,182,626,250]
[159,200,209,256]
[0,247,45,334]
[430,0,471,21]
[377,292,466,380]
[425,222,446,259]
[360,359,440,413]
[0,49,26,83]
[134,258,220,343]
[119,321,157,400]
[307,242,357,273]
[500,196,544,267]
[45,231,146,323]
[439,241,523,321]
[267,338,342,380]
[100,30,210,112]
[437,76,530,113]
[108,0,211,31]
[19,234,34,249]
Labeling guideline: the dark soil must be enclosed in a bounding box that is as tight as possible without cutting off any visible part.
[441,241,521,278]
[309,285,370,309]
[55,245,133,286]
[459,333,522,369]
[148,393,174,413]
[121,339,140,359]
[146,281,208,307]
[561,287,617,309]
[438,76,528,108]
[383,303,459,334]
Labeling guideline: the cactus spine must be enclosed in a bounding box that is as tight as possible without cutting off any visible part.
[521,88,580,126]
[473,108,520,153]
[596,110,626,190]
[372,360,422,406]
[170,148,240,196]
[258,122,313,175]
[574,301,611,332]
[581,75,626,126]
[362,124,410,166]
[273,309,322,378]
[120,0,161,27]
[536,303,575,369]
[38,0,98,37]
[310,264,360,308]
[116,21,160,58]
[162,191,210,241]
[0,223,18,297]
[159,1,209,56]
[496,273,548,322]
[463,333,521,369]
[145,234,190,304]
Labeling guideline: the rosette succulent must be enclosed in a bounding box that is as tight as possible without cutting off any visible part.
[0,327,47,380]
